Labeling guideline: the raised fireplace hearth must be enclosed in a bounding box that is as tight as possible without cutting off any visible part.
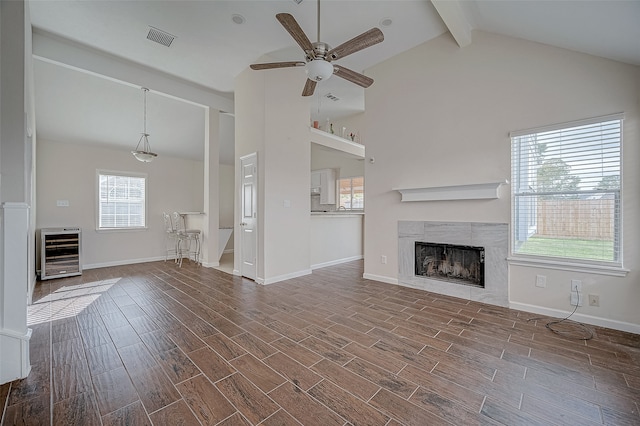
[399,221,508,307]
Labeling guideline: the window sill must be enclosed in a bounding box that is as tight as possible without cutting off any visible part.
[508,256,629,277]
[96,227,148,233]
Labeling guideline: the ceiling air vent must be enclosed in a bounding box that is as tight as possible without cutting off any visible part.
[324,93,340,102]
[147,26,176,47]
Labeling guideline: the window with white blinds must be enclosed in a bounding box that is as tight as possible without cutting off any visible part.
[510,114,622,265]
[98,171,147,229]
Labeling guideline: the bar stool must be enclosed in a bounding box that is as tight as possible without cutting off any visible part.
[172,212,201,266]
[162,212,179,262]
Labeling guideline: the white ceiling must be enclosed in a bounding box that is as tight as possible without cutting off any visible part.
[29,1,640,163]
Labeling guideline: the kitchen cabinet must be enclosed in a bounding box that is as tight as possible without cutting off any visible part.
[311,169,336,204]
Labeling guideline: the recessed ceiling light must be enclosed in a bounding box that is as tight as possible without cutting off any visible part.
[231,14,245,25]
[379,17,393,27]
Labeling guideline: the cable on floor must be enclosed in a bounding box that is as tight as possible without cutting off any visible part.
[526,287,594,340]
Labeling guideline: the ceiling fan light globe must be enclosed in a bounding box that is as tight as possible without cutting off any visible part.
[306,59,333,82]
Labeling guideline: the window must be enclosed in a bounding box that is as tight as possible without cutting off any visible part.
[511,114,622,266]
[97,171,147,229]
[338,176,364,210]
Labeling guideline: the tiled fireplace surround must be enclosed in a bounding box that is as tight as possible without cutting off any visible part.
[398,221,508,307]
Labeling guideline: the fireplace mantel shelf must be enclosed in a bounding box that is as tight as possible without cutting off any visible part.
[394,181,508,202]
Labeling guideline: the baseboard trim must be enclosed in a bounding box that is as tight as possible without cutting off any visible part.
[83,256,166,270]
[223,249,234,254]
[509,302,640,334]
[311,255,363,270]
[201,261,220,268]
[263,269,312,285]
[362,273,399,285]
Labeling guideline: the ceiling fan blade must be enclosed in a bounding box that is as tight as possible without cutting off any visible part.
[327,28,384,62]
[333,65,374,88]
[250,61,305,70]
[276,13,315,58]
[302,79,317,97]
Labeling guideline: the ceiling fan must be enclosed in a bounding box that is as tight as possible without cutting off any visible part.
[250,0,384,97]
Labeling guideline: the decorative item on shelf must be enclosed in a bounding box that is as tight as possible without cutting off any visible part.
[325,118,330,132]
[349,132,356,141]
[330,123,334,134]
[341,127,347,138]
[131,87,158,163]
[313,120,319,129]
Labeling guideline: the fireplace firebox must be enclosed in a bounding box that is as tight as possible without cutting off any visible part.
[415,242,484,288]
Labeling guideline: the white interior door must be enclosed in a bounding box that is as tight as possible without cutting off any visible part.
[240,153,257,280]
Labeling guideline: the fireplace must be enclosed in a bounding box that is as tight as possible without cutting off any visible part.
[415,242,484,288]
[398,221,508,307]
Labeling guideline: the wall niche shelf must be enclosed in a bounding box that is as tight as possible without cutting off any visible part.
[394,181,508,202]
[310,127,364,158]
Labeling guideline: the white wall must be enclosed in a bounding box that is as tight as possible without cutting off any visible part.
[311,144,364,179]
[36,138,204,268]
[364,31,640,331]
[331,112,366,145]
[219,163,234,251]
[235,64,311,283]
[310,215,363,268]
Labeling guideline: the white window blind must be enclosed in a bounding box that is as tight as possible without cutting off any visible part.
[98,172,147,229]
[511,115,622,265]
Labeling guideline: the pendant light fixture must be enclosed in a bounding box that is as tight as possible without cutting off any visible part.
[131,87,157,162]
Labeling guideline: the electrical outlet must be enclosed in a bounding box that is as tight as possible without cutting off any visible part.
[571,279,582,293]
[535,275,546,288]
[570,292,583,307]
[589,294,600,307]
[380,255,387,264]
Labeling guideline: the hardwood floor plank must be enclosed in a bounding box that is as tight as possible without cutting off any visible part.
[204,333,248,361]
[270,337,324,367]
[7,361,50,405]
[53,391,101,426]
[311,358,380,401]
[232,332,277,360]
[264,352,323,392]
[52,361,92,402]
[344,357,418,399]
[148,399,201,426]
[3,394,51,425]
[308,379,390,425]
[118,342,159,373]
[154,347,201,384]
[369,388,450,425]
[129,366,181,413]
[92,366,140,416]
[188,346,236,382]
[101,401,151,426]
[230,354,286,393]
[268,382,344,426]
[399,364,485,412]
[176,374,236,424]
[299,336,354,365]
[261,409,302,426]
[216,373,280,424]
[7,260,638,426]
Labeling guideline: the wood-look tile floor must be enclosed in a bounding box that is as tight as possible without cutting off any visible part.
[2,260,639,425]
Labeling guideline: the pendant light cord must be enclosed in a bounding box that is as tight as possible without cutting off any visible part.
[142,87,149,135]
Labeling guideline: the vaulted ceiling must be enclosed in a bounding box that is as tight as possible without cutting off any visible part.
[30,1,640,163]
